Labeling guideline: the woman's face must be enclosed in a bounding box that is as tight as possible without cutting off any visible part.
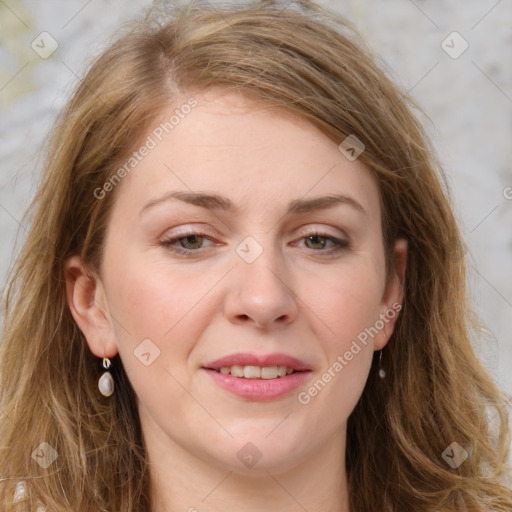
[68,88,406,473]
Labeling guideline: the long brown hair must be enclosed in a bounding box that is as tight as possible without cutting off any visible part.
[1,1,511,510]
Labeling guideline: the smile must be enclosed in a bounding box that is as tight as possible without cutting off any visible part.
[202,367,311,401]
[214,365,297,379]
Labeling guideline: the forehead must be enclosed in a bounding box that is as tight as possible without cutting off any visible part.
[111,88,381,223]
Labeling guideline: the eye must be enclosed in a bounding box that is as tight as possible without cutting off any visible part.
[159,229,349,257]
[296,230,349,253]
[159,232,215,255]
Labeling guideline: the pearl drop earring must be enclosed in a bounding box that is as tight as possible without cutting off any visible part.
[378,350,386,379]
[98,358,115,397]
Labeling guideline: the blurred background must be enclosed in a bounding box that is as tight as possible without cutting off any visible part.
[0,0,511,404]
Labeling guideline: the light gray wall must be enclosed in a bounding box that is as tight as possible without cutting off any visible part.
[1,0,511,404]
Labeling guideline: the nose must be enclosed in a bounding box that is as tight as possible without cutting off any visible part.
[223,242,299,330]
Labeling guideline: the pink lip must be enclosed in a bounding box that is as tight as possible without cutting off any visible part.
[203,352,311,371]
[202,368,311,401]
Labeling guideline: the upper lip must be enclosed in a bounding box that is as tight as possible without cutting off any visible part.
[203,352,312,371]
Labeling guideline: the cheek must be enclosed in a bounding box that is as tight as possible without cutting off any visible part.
[106,263,210,413]
[112,274,185,340]
[100,254,192,373]
[294,259,382,415]
[106,250,215,342]
[303,257,384,345]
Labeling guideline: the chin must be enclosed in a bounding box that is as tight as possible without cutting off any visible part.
[203,432,308,474]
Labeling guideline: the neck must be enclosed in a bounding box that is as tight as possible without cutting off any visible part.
[145,420,352,512]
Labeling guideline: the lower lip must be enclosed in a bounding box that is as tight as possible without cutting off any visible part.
[202,368,311,401]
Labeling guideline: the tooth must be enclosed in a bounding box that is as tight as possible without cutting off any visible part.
[231,365,244,377]
[261,366,279,379]
[216,365,296,378]
[277,365,288,377]
[243,365,261,379]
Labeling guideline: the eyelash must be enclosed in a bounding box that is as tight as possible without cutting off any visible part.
[159,230,349,257]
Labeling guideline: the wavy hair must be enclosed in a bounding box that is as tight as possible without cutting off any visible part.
[1,1,511,510]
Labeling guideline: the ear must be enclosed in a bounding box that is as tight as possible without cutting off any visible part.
[374,238,407,351]
[64,255,118,359]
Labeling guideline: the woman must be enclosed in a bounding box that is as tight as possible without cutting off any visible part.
[1,1,511,511]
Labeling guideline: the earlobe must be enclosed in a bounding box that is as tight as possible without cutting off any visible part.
[375,238,408,350]
[64,255,118,359]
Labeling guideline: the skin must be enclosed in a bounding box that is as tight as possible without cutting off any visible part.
[66,88,407,512]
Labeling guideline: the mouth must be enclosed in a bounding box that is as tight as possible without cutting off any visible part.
[201,352,312,401]
[203,352,311,373]
[205,364,304,379]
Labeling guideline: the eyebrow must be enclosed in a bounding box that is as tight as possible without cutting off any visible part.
[139,191,368,218]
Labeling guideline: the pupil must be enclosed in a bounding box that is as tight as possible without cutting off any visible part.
[308,235,325,249]
[183,235,201,248]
